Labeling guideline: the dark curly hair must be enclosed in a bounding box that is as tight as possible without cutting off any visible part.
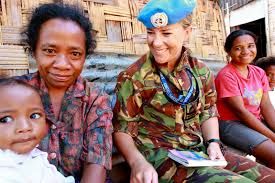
[224,29,257,53]
[0,78,40,97]
[254,56,275,71]
[21,3,96,57]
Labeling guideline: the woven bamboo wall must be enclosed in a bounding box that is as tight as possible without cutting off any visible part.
[0,0,226,77]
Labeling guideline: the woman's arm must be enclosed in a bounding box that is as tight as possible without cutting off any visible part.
[260,92,275,131]
[224,96,275,141]
[201,117,225,161]
[114,132,158,183]
[81,164,106,183]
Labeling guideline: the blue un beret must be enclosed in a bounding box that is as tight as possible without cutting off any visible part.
[138,0,196,29]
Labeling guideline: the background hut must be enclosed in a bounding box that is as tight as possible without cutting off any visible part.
[220,0,275,59]
[0,0,226,92]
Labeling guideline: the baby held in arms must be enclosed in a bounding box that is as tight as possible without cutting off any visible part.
[0,78,74,183]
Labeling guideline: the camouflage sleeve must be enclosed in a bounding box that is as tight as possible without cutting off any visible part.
[113,71,141,137]
[199,63,219,124]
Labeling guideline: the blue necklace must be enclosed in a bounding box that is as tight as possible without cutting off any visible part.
[159,67,199,108]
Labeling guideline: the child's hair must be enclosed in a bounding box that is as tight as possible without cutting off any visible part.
[0,78,41,100]
[224,29,257,53]
[254,56,275,71]
[21,3,96,56]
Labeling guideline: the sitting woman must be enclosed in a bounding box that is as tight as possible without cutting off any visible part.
[113,0,275,182]
[215,30,275,170]
[15,3,113,182]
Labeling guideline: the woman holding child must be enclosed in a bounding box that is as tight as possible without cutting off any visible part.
[14,3,113,182]
[113,0,275,182]
[215,30,275,170]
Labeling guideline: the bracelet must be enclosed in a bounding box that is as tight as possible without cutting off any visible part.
[205,138,221,147]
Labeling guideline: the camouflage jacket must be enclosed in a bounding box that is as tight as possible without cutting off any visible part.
[113,50,218,168]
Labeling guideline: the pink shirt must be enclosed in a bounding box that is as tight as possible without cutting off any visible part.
[215,63,269,120]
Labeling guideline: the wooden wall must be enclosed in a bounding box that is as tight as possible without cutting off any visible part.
[0,0,226,77]
[219,0,254,12]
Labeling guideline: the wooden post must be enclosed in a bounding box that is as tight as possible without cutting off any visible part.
[268,0,275,55]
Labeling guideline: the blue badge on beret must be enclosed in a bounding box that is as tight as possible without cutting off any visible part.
[137,0,196,29]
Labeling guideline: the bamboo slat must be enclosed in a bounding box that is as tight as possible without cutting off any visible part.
[104,15,131,22]
[106,20,122,42]
[0,26,22,44]
[121,21,132,40]
[103,5,131,17]
[0,45,28,70]
[0,69,28,78]
[87,2,106,36]
[95,42,124,53]
[113,0,129,9]
[84,0,114,5]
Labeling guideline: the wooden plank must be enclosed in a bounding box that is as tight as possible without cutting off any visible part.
[1,0,8,25]
[0,69,28,77]
[0,61,28,65]
[87,2,106,36]
[123,40,134,54]
[105,14,131,22]
[7,0,22,26]
[0,45,26,50]
[133,34,146,43]
[0,65,29,69]
[84,0,114,5]
[0,45,28,69]
[113,0,129,9]
[103,5,131,17]
[0,52,26,57]
[121,21,132,40]
[106,20,122,42]
[95,42,124,53]
[0,26,22,44]
[134,43,148,55]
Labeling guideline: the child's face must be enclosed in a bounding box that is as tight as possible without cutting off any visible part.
[265,65,275,90]
[0,85,47,154]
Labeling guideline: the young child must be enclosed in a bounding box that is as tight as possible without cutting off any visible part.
[0,78,74,183]
[255,56,275,107]
[254,56,275,90]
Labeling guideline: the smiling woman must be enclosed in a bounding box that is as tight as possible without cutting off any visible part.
[215,29,275,170]
[13,3,113,183]
[34,18,86,92]
[113,1,275,183]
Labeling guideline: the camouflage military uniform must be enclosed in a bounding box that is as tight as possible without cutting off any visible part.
[113,50,275,182]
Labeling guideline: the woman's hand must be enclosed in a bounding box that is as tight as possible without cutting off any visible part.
[114,132,158,183]
[207,142,226,168]
[130,158,158,183]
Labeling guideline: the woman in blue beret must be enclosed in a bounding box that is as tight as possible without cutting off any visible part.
[113,0,275,182]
